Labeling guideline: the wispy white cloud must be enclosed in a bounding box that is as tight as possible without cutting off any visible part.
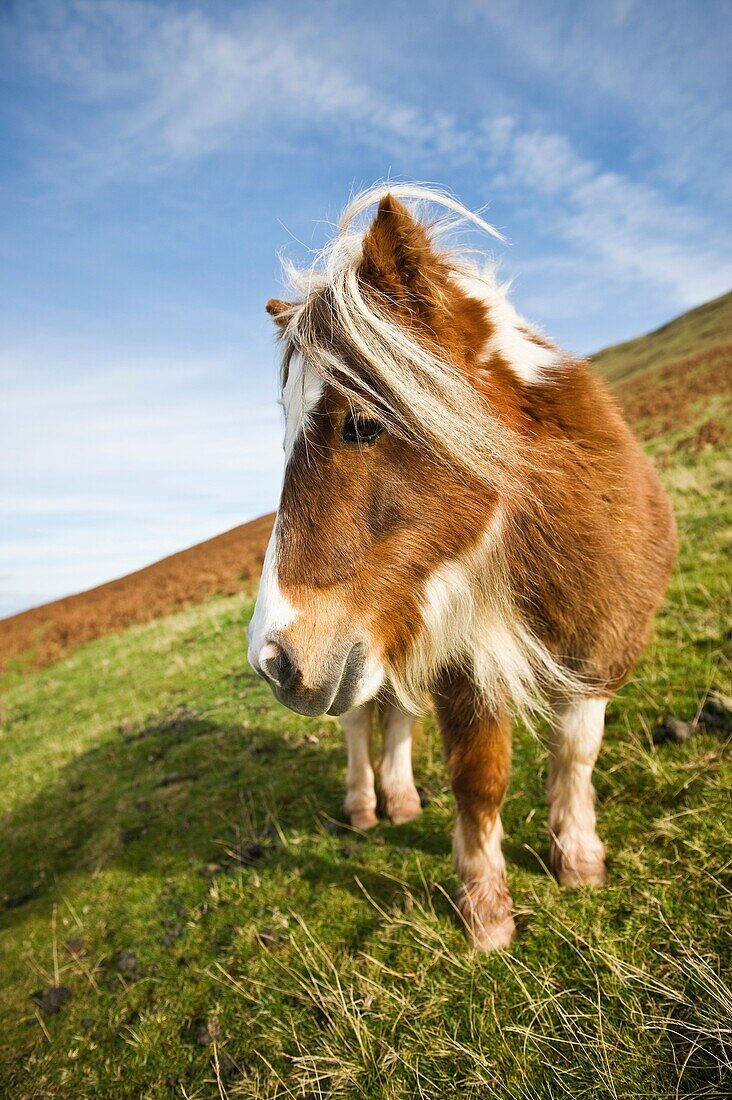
[458,0,732,198]
[482,119,732,308]
[8,0,473,186]
[10,0,730,311]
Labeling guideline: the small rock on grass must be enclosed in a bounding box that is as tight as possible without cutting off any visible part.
[655,691,732,745]
[115,950,138,975]
[31,987,72,1015]
[64,937,86,956]
[654,716,694,744]
[700,691,732,733]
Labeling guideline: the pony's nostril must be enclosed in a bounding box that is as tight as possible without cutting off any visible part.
[259,641,295,689]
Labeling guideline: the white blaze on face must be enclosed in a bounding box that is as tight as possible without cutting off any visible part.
[248,353,324,668]
[247,521,298,669]
[281,351,324,459]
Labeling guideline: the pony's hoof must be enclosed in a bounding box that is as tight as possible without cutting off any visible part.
[551,836,606,887]
[468,914,516,953]
[456,882,515,951]
[556,861,606,888]
[381,786,422,825]
[349,809,379,830]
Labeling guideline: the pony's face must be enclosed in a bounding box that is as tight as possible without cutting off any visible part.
[248,194,509,716]
[249,378,491,715]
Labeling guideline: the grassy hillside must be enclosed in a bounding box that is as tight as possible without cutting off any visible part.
[592,289,732,384]
[0,317,730,1097]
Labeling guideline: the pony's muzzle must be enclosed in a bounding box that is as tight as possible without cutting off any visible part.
[252,638,366,717]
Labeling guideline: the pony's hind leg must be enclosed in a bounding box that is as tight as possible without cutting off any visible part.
[341,702,378,829]
[378,702,422,825]
[549,697,607,886]
[434,671,515,951]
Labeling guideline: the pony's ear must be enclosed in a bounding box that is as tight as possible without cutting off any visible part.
[360,194,439,309]
[266,298,296,329]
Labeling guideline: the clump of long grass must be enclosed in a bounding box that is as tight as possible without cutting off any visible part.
[213,867,731,1099]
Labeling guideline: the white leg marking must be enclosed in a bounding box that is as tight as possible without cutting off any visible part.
[379,703,422,825]
[341,702,378,829]
[549,696,607,886]
[454,812,515,951]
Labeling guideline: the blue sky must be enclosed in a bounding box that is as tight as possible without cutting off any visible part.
[1,0,731,617]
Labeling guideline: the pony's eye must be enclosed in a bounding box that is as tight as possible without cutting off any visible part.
[342,412,385,445]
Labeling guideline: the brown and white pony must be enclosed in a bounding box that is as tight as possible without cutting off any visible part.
[248,184,676,951]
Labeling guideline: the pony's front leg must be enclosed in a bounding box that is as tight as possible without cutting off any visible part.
[434,670,515,951]
[378,703,422,825]
[549,697,607,886]
[341,702,378,829]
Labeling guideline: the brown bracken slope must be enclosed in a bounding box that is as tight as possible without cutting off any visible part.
[613,342,732,442]
[0,513,274,675]
[1,294,730,677]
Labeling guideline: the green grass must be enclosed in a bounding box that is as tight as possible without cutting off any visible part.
[592,290,732,384]
[1,419,730,1098]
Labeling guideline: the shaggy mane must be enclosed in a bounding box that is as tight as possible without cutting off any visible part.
[276,183,535,495]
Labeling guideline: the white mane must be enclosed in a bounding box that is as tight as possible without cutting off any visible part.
[276,183,562,497]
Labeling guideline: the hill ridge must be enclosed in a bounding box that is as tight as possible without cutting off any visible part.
[591,289,732,384]
[2,291,731,674]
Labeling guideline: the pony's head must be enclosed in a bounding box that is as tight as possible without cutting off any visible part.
[248,185,561,716]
